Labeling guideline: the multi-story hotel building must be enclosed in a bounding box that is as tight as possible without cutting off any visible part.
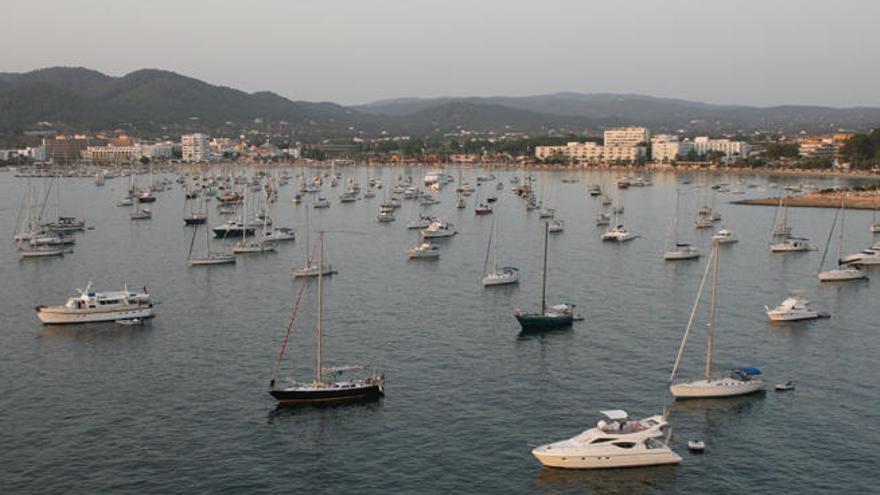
[181,133,210,162]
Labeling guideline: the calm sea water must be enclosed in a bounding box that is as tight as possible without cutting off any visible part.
[1,167,877,494]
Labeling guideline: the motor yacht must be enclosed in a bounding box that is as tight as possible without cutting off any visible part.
[712,228,738,244]
[531,410,681,469]
[406,242,440,260]
[601,225,636,242]
[842,242,880,265]
[420,219,457,239]
[263,227,296,242]
[36,282,153,324]
[765,292,822,321]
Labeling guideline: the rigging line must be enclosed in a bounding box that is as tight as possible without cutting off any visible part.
[818,205,840,273]
[270,278,309,388]
[669,242,716,384]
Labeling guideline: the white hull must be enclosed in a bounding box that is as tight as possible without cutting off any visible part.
[770,242,813,252]
[293,266,337,278]
[602,233,636,242]
[482,273,520,286]
[533,450,681,469]
[38,306,153,325]
[664,250,699,260]
[819,268,867,282]
[670,378,764,399]
[767,311,819,321]
[20,248,64,258]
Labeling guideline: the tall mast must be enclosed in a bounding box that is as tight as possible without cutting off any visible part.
[315,231,324,384]
[670,189,680,247]
[705,241,720,381]
[304,207,311,268]
[541,221,549,315]
[837,194,846,263]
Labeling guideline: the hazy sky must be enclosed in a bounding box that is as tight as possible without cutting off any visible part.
[3,0,878,107]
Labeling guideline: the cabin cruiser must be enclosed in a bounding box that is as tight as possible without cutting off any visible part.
[712,228,738,244]
[212,220,258,238]
[842,242,880,265]
[765,292,821,321]
[406,242,440,259]
[36,282,153,324]
[313,197,330,208]
[531,410,681,469]
[420,219,457,239]
[481,267,519,287]
[670,368,765,399]
[601,225,636,242]
[664,243,699,260]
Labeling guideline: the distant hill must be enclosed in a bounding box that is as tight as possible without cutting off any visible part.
[360,93,880,134]
[1,66,879,139]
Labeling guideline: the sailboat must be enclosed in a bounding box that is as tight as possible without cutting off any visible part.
[482,213,520,287]
[188,200,235,266]
[514,223,573,330]
[233,190,276,254]
[293,208,337,278]
[270,231,384,405]
[668,241,765,399]
[818,194,867,282]
[769,193,814,252]
[183,188,206,225]
[664,190,699,260]
[130,196,152,220]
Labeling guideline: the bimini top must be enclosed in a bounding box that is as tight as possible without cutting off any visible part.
[600,409,629,420]
[737,367,762,376]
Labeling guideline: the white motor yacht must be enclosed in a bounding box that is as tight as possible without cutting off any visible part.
[765,292,822,321]
[406,242,440,260]
[712,228,738,244]
[842,242,880,265]
[601,225,636,242]
[421,219,457,239]
[36,282,153,324]
[531,410,681,469]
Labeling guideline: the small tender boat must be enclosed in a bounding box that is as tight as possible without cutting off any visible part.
[687,440,706,453]
[775,381,796,391]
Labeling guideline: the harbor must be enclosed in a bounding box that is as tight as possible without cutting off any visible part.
[3,166,878,493]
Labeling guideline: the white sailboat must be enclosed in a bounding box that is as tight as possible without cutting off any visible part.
[482,213,520,287]
[669,241,765,399]
[818,195,867,282]
[664,190,700,260]
[770,194,814,252]
[188,201,235,266]
[293,208,337,278]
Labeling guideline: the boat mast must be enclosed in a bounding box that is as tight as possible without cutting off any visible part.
[304,207,311,268]
[541,221,549,315]
[670,189,680,248]
[837,194,846,264]
[315,231,324,384]
[705,241,720,382]
[668,243,715,383]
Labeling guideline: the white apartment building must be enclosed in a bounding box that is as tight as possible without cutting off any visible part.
[81,142,175,163]
[692,137,751,159]
[182,133,210,162]
[604,145,646,163]
[651,135,693,162]
[535,141,604,163]
[604,127,650,148]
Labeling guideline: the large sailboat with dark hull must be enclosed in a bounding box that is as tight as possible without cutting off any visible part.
[270,231,383,405]
[514,222,574,331]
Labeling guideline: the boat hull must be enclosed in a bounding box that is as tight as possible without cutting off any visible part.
[37,306,154,325]
[819,269,867,282]
[533,450,682,469]
[515,314,573,331]
[270,383,383,405]
[189,256,235,266]
[670,379,765,399]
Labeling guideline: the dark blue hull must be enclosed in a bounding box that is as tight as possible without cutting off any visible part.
[515,314,574,331]
[269,383,383,405]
